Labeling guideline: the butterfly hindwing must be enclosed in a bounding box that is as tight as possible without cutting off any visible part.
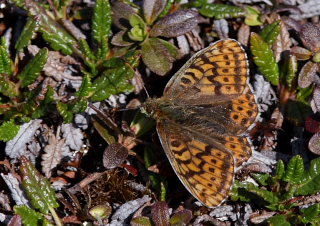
[157,121,235,207]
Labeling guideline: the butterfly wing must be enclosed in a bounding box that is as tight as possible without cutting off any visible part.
[164,39,249,104]
[162,39,259,135]
[157,121,235,207]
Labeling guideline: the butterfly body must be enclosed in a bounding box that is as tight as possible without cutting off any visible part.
[142,39,259,207]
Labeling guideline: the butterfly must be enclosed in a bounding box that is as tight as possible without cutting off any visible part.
[142,39,259,207]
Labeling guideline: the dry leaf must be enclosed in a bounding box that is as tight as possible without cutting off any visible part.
[61,123,83,151]
[214,19,229,40]
[5,120,42,161]
[237,23,250,46]
[1,173,30,206]
[41,132,67,178]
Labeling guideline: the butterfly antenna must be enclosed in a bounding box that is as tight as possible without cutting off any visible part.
[135,72,150,99]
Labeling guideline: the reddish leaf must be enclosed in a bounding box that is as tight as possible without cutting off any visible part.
[151,202,170,226]
[301,23,320,53]
[103,143,128,169]
[298,61,318,88]
[291,46,312,60]
[305,114,320,133]
[150,9,199,38]
[309,132,320,155]
[143,0,167,25]
[111,1,135,29]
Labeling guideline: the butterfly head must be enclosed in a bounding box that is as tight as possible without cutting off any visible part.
[141,98,165,119]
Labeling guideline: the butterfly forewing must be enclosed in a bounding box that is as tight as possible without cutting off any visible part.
[164,39,249,104]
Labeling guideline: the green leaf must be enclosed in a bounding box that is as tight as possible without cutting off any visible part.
[91,63,134,101]
[128,14,147,42]
[268,215,291,226]
[296,157,320,196]
[25,0,76,55]
[252,173,271,186]
[275,160,285,179]
[245,183,279,210]
[244,6,262,26]
[260,21,281,45]
[0,120,20,141]
[280,54,297,91]
[131,216,153,226]
[282,155,304,184]
[92,0,111,59]
[285,99,312,126]
[250,32,279,85]
[20,156,59,214]
[14,205,47,226]
[79,39,96,61]
[199,3,245,19]
[0,74,19,97]
[170,210,192,225]
[75,74,94,98]
[301,203,320,223]
[141,37,180,75]
[15,17,40,51]
[0,41,13,75]
[18,48,48,88]
[56,102,73,123]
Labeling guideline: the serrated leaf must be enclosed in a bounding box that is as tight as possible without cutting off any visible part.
[0,120,20,142]
[78,39,96,61]
[75,74,94,98]
[20,156,59,214]
[143,0,166,25]
[0,73,19,97]
[141,38,180,75]
[252,173,271,186]
[199,3,245,19]
[24,0,76,55]
[250,32,279,85]
[260,21,281,46]
[56,102,73,123]
[280,54,297,91]
[296,157,320,196]
[92,0,111,59]
[275,160,285,179]
[282,155,304,184]
[301,203,320,223]
[245,183,279,210]
[268,215,291,226]
[131,216,153,226]
[91,62,134,101]
[42,134,64,178]
[150,9,199,38]
[15,17,40,52]
[0,45,13,76]
[14,205,46,226]
[18,48,48,88]
[151,202,170,226]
